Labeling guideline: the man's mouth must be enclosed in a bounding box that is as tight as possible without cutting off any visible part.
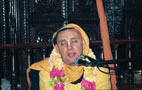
[67,53,76,58]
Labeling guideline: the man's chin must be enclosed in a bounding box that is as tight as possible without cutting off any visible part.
[68,62,76,66]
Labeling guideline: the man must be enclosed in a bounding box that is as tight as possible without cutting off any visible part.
[27,23,111,90]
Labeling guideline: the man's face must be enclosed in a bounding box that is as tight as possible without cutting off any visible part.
[55,29,85,65]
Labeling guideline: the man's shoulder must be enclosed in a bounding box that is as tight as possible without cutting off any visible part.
[34,58,49,64]
[30,58,50,71]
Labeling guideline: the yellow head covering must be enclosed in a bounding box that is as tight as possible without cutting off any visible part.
[52,23,90,56]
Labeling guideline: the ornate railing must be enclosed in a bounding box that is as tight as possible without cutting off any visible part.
[0,39,142,90]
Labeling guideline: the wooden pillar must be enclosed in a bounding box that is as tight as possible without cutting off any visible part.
[11,49,17,90]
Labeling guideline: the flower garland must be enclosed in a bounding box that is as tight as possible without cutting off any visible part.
[48,68,66,90]
[48,49,98,90]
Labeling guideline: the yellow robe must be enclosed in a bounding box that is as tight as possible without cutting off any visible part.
[27,58,111,90]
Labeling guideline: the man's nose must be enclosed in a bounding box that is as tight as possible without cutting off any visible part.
[67,42,73,50]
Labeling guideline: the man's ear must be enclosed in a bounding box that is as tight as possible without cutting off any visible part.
[82,39,86,49]
[55,44,59,53]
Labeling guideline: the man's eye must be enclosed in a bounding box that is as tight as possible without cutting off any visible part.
[72,40,78,43]
[60,42,66,46]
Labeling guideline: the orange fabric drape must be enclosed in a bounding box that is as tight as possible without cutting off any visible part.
[96,0,117,90]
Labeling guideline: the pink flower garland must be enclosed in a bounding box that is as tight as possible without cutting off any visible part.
[49,68,96,90]
[50,68,65,78]
[81,78,96,90]
[49,68,66,90]
[53,83,64,90]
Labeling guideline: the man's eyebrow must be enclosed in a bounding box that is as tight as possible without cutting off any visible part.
[58,37,78,42]
[71,37,78,40]
[57,39,66,43]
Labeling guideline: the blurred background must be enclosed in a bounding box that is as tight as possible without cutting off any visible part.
[0,0,142,90]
